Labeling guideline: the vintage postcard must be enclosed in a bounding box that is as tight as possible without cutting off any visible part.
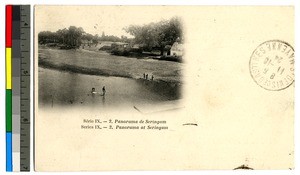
[34,6,294,171]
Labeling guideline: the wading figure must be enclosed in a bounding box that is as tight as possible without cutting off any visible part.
[102,86,106,96]
[91,87,96,94]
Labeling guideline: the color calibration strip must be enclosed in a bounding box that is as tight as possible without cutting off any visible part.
[6,5,13,171]
[6,5,30,172]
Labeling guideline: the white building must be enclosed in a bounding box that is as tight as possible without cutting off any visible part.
[170,42,184,57]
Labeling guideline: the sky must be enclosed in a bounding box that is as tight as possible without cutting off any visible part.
[35,6,181,37]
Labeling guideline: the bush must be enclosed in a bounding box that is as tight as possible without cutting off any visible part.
[130,47,143,53]
[110,47,130,56]
[99,46,112,51]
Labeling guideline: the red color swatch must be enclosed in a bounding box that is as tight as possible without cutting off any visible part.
[6,5,12,47]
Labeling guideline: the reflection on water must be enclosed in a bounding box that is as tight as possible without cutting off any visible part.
[38,68,180,109]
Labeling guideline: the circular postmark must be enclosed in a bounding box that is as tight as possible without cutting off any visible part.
[249,40,294,91]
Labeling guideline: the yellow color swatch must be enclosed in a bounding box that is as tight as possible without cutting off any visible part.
[6,48,12,89]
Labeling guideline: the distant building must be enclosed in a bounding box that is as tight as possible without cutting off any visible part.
[170,42,183,57]
[81,39,93,47]
[132,44,144,49]
[111,42,129,49]
[97,41,130,51]
[98,41,114,49]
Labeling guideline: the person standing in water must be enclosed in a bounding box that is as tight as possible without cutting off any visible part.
[102,86,106,96]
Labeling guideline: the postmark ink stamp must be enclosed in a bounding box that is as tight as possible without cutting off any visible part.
[249,40,294,91]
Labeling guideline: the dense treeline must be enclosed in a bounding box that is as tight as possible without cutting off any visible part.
[38,26,129,49]
[39,26,85,49]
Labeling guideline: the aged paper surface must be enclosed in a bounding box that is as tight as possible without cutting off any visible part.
[34,6,294,171]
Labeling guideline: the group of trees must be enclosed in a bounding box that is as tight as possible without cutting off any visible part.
[38,27,130,49]
[39,26,85,49]
[124,17,183,55]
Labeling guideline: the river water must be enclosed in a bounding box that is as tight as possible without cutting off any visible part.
[38,68,180,109]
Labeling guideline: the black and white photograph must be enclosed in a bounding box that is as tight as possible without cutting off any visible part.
[37,6,184,111]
